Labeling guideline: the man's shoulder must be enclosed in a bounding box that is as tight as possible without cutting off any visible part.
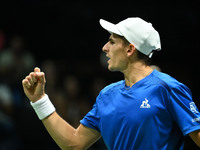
[152,70,186,92]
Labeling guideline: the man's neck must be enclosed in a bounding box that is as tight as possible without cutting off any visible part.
[123,62,153,87]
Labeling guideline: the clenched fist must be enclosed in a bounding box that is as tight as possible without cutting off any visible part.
[22,67,46,103]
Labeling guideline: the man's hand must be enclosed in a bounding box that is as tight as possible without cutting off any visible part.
[22,67,46,103]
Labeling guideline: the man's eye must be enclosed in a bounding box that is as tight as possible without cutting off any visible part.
[110,41,115,44]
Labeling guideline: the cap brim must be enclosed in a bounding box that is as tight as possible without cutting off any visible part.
[99,19,123,36]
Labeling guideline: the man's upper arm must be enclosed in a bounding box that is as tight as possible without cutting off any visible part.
[75,124,101,149]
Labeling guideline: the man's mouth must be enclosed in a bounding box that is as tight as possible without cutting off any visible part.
[106,55,110,61]
[106,55,110,63]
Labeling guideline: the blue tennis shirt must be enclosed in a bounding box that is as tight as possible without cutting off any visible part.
[80,70,200,150]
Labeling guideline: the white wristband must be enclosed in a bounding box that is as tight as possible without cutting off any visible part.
[30,94,55,120]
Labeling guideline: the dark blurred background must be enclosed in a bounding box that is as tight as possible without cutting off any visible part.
[0,0,199,149]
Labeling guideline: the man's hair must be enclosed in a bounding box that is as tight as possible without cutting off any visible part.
[119,35,152,66]
[136,50,152,66]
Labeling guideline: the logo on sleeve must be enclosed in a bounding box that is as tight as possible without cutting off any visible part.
[140,98,151,108]
[190,102,199,114]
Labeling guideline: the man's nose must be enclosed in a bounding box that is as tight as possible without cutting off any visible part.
[102,42,109,52]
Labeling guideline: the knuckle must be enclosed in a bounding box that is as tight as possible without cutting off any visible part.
[26,76,30,80]
[29,72,34,76]
[22,79,25,84]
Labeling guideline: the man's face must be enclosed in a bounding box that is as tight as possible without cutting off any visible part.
[102,34,129,72]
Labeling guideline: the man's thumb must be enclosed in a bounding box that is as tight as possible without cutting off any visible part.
[34,67,41,73]
[34,67,46,83]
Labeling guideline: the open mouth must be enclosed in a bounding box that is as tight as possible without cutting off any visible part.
[106,55,110,63]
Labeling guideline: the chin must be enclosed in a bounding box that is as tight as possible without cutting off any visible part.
[108,65,119,72]
[108,68,114,71]
[108,66,114,71]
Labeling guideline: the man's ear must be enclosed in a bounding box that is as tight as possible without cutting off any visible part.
[127,44,136,57]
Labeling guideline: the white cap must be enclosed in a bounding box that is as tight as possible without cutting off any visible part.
[99,17,161,57]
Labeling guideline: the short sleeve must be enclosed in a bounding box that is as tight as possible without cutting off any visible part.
[80,94,101,132]
[168,84,200,135]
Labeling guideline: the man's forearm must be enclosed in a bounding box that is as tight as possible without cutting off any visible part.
[42,112,80,150]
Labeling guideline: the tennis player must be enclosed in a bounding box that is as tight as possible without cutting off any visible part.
[22,17,200,149]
